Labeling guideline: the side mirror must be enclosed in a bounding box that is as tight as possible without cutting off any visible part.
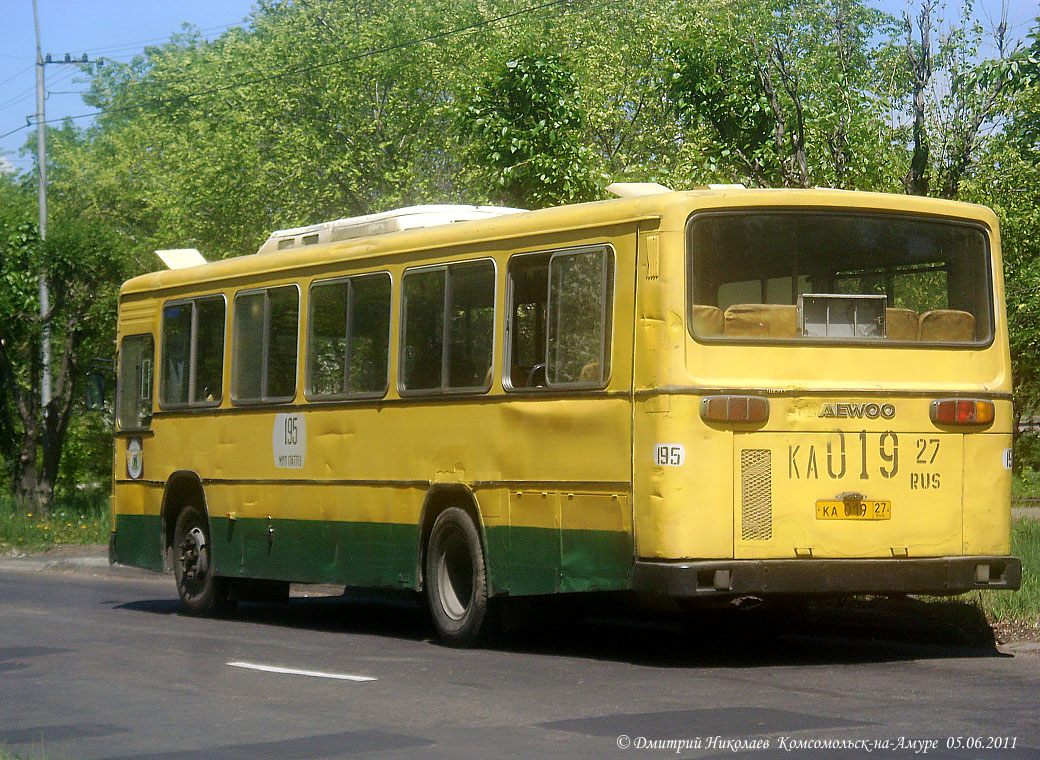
[85,371,106,410]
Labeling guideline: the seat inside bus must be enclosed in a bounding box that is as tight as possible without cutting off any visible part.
[692,305,724,336]
[697,304,978,342]
[885,308,919,341]
[723,304,798,338]
[919,309,975,342]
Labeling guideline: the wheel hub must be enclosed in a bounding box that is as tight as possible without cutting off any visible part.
[436,530,473,621]
[178,526,208,581]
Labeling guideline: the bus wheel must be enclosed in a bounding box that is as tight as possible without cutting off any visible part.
[425,507,488,646]
[173,507,233,617]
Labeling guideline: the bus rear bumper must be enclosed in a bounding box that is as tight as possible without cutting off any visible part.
[631,555,1022,598]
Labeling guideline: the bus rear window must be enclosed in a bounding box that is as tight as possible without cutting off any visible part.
[688,211,992,345]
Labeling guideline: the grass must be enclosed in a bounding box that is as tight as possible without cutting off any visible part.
[0,490,109,555]
[1012,469,1040,502]
[976,517,1040,624]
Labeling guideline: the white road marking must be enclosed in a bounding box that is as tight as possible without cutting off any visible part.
[227,661,377,682]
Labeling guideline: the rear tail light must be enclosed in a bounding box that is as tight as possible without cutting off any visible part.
[701,395,769,423]
[929,399,994,425]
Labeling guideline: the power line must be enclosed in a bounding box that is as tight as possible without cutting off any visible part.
[0,66,79,111]
[53,0,572,99]
[0,20,250,121]
[34,0,584,126]
[0,123,31,141]
[0,63,35,89]
[0,21,249,64]
[0,0,620,141]
[74,21,249,56]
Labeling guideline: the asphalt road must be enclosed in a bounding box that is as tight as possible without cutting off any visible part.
[0,568,1038,760]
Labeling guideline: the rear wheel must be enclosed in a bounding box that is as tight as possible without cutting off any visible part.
[425,507,489,646]
[173,507,233,616]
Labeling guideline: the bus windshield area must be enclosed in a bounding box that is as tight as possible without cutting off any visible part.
[687,211,993,345]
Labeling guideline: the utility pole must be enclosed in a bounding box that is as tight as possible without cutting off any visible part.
[32,0,50,413]
[31,0,100,415]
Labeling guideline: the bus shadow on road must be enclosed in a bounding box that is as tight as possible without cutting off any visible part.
[117,589,1008,667]
[488,595,1008,668]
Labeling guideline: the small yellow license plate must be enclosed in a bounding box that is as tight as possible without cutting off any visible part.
[816,500,891,520]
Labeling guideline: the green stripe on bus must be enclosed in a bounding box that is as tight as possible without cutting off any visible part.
[112,513,165,572]
[209,516,420,588]
[112,514,633,595]
[499,525,634,594]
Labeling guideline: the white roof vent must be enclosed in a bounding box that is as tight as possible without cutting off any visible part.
[257,204,527,254]
[606,182,673,198]
[155,248,207,269]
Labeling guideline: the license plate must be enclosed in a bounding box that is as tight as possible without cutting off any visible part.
[816,499,891,520]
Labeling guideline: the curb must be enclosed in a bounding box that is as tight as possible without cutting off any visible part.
[999,640,1040,656]
[0,554,164,580]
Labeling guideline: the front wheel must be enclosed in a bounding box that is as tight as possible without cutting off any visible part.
[425,507,489,646]
[173,507,233,617]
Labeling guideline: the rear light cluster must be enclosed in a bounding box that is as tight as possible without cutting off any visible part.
[700,395,769,423]
[930,399,995,426]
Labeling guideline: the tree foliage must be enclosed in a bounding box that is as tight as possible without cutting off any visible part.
[461,50,598,207]
[899,1,1026,198]
[668,0,900,190]
[0,166,128,511]
[961,18,1040,444]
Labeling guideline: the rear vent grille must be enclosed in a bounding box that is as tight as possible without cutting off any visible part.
[741,449,773,540]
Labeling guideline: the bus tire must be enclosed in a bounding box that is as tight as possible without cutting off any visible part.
[425,507,488,646]
[173,506,233,617]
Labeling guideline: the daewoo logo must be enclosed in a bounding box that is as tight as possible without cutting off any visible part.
[819,402,896,420]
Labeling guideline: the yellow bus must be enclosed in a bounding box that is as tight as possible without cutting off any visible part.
[110,188,1021,644]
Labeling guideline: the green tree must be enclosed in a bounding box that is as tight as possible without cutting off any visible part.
[899,0,1024,198]
[79,0,490,258]
[460,50,598,207]
[667,0,899,190]
[961,17,1040,460]
[0,162,126,512]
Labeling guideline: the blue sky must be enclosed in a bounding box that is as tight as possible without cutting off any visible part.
[0,0,1037,175]
[0,0,257,174]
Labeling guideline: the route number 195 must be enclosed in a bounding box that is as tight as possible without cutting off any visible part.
[654,444,686,467]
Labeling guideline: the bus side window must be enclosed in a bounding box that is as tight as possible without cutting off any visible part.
[448,262,495,389]
[232,285,300,403]
[402,268,446,391]
[507,254,549,388]
[308,273,391,398]
[401,261,494,393]
[267,287,300,399]
[547,248,613,386]
[194,297,225,403]
[160,303,191,405]
[348,275,391,394]
[507,246,613,389]
[117,334,154,430]
[160,295,225,408]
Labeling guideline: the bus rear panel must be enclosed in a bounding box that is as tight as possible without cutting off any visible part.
[632,200,1021,598]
